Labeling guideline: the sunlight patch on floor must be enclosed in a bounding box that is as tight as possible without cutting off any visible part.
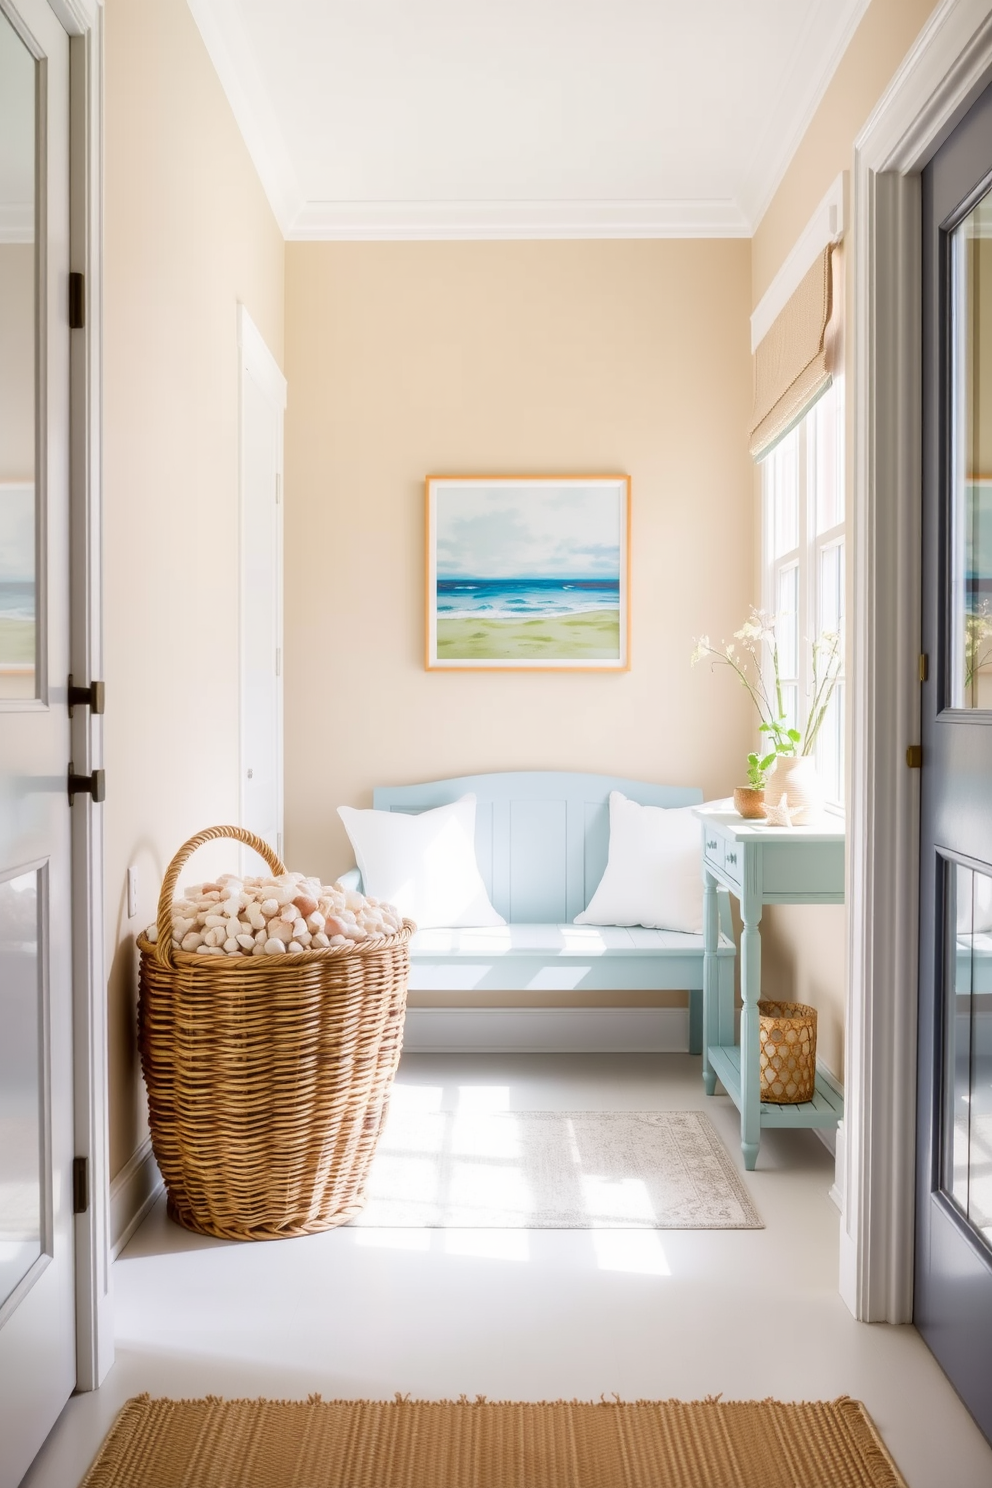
[592,1230,671,1276]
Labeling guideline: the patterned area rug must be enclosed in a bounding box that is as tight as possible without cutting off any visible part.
[350,1109,762,1229]
[81,1395,908,1488]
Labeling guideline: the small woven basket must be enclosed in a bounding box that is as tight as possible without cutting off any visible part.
[757,999,817,1104]
[137,825,413,1241]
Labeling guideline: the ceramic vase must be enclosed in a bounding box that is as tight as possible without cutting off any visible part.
[767,755,821,825]
[733,786,767,820]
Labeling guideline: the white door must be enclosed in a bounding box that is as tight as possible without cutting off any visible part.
[239,307,286,855]
[0,1,75,1483]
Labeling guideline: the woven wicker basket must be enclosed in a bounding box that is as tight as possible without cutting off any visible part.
[757,999,817,1104]
[137,825,413,1241]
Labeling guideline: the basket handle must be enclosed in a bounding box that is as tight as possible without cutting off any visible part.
[155,825,287,968]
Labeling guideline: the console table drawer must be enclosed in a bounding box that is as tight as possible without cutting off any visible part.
[721,840,742,887]
[703,831,723,870]
[703,829,741,889]
[761,840,845,896]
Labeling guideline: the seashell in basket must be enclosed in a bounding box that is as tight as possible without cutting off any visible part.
[147,867,401,957]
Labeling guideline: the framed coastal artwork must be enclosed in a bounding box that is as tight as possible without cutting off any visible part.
[425,475,630,671]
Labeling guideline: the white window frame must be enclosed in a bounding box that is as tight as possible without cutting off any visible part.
[761,376,846,808]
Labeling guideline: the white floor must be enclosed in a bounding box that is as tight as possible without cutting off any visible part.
[22,1054,992,1487]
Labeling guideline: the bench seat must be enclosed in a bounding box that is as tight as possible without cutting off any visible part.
[409,923,734,994]
[341,771,737,1055]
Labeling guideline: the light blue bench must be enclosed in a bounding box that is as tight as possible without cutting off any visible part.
[342,771,735,1054]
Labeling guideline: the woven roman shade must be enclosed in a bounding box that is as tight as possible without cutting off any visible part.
[749,245,834,459]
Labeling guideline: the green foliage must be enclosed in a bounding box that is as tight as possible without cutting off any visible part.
[746,751,777,788]
[758,718,802,757]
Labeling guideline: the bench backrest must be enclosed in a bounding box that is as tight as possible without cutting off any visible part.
[372,772,702,924]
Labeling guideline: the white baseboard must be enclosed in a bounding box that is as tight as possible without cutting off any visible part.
[109,1137,164,1258]
[815,1125,837,1156]
[814,1126,843,1211]
[807,1066,844,1211]
[402,1006,689,1054]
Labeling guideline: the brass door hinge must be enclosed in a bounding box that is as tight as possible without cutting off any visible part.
[68,766,106,804]
[906,744,923,769]
[68,675,105,716]
[69,272,85,329]
[919,653,929,682]
[72,1157,89,1214]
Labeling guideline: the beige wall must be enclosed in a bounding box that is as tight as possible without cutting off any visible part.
[103,0,284,1176]
[283,241,755,948]
[0,244,33,481]
[98,0,948,1168]
[752,0,939,1079]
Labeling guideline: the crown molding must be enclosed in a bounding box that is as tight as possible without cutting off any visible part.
[46,0,100,35]
[186,0,304,235]
[741,0,870,233]
[750,172,846,350]
[286,197,751,242]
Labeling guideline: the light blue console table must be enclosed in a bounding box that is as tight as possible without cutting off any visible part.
[695,803,845,1170]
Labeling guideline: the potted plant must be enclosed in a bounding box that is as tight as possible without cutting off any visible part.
[734,750,776,819]
[692,608,842,824]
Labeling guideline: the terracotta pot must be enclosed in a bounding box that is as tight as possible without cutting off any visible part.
[733,786,767,820]
[766,755,822,825]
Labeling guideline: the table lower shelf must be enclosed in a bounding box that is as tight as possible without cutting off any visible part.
[707,1043,844,1129]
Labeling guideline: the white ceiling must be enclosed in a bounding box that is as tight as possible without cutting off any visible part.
[187,0,871,240]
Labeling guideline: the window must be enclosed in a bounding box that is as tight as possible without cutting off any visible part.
[761,377,845,806]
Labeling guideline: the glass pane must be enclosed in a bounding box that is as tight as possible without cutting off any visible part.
[766,429,799,560]
[945,863,974,1217]
[810,380,844,534]
[944,864,992,1252]
[969,869,992,1244]
[818,540,844,636]
[950,191,992,708]
[776,563,799,682]
[0,12,37,701]
[815,684,844,806]
[779,682,798,737]
[0,869,42,1307]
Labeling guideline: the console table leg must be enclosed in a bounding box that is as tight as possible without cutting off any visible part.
[740,896,762,1168]
[701,867,718,1096]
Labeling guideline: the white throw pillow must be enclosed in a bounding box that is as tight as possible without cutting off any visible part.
[337,794,505,930]
[575,791,704,934]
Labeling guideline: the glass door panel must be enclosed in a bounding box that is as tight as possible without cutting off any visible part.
[0,868,42,1312]
[944,863,992,1251]
[0,7,37,701]
[950,191,992,709]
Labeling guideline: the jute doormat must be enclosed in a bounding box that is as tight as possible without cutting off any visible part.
[80,1394,907,1488]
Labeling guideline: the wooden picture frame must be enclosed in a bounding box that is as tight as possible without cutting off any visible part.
[425,475,631,672]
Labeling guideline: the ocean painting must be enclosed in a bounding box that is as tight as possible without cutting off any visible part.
[426,477,629,669]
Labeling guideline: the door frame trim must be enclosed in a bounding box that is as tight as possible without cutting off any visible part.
[846,0,992,1323]
[64,0,110,1388]
[237,303,286,855]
